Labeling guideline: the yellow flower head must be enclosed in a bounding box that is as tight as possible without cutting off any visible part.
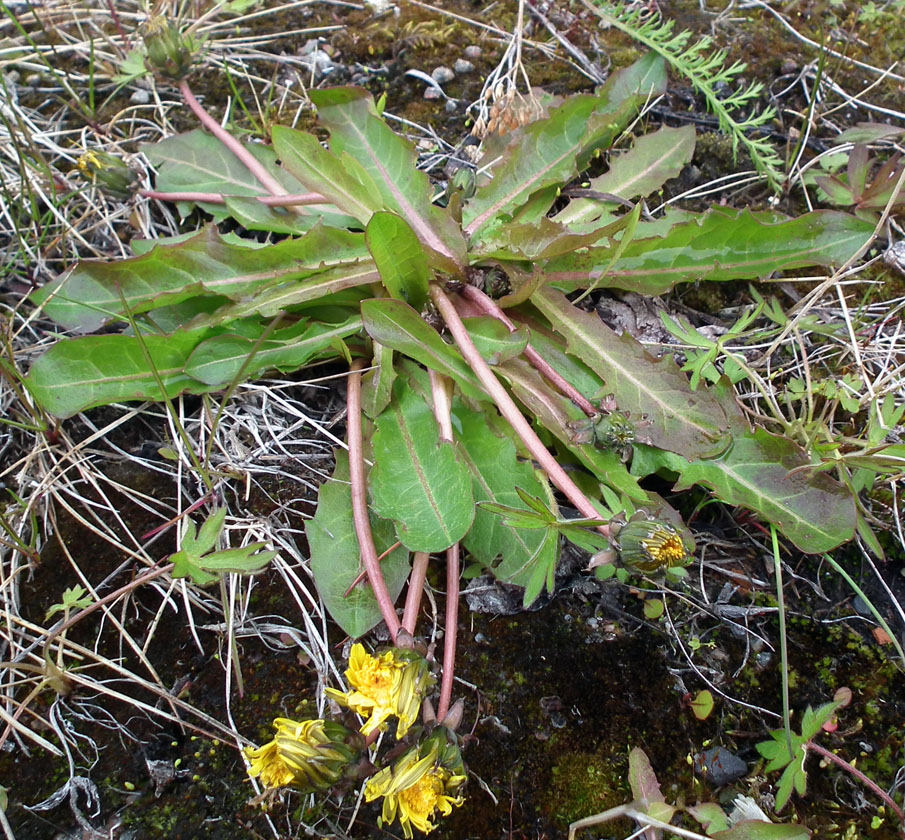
[365,731,466,838]
[244,717,361,792]
[326,643,434,738]
[617,516,694,573]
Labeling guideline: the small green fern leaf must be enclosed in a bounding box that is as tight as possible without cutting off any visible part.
[590,1,783,189]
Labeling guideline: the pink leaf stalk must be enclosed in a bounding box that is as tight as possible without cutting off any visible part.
[458,283,597,417]
[430,284,610,537]
[347,362,401,641]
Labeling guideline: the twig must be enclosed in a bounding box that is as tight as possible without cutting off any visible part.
[524,0,605,83]
[807,741,905,826]
[430,284,610,536]
[459,284,598,417]
[739,0,905,85]
[347,361,402,641]
[569,804,710,840]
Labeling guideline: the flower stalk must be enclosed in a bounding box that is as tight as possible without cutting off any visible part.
[347,361,402,641]
[430,284,610,537]
[140,189,328,206]
[458,283,597,417]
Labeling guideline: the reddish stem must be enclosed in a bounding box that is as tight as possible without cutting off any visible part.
[459,284,597,417]
[347,362,401,641]
[0,562,176,752]
[437,543,460,722]
[140,189,328,206]
[344,541,403,597]
[430,285,610,537]
[402,552,430,635]
[178,80,288,198]
[806,741,905,826]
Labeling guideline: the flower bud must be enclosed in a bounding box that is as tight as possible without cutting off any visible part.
[616,517,694,573]
[76,151,139,199]
[142,17,198,81]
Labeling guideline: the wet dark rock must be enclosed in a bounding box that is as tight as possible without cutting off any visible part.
[780,57,798,75]
[693,746,747,786]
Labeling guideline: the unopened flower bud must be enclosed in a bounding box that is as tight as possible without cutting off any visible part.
[142,17,198,80]
[76,151,139,199]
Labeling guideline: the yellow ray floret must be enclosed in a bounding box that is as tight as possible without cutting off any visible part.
[365,738,466,837]
[244,717,361,792]
[326,643,434,737]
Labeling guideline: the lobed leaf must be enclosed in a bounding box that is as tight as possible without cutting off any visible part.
[713,823,811,840]
[463,92,640,240]
[555,124,696,228]
[454,402,560,599]
[632,428,857,553]
[498,354,650,503]
[143,129,302,209]
[533,287,730,459]
[543,208,876,294]
[183,315,363,385]
[25,329,219,418]
[461,317,529,366]
[310,87,466,266]
[33,225,369,332]
[187,261,380,328]
[271,125,383,225]
[365,211,432,310]
[361,298,487,401]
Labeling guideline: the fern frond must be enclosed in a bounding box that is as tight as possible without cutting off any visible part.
[589,1,784,189]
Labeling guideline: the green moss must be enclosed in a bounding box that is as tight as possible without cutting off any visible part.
[545,751,629,829]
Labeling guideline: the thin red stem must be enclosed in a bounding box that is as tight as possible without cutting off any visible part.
[402,552,430,635]
[459,284,597,417]
[344,540,403,596]
[807,741,905,825]
[430,285,610,537]
[437,542,459,722]
[178,80,288,198]
[0,562,176,752]
[140,189,328,206]
[347,362,401,641]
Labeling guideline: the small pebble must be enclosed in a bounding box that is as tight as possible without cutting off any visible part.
[780,57,798,75]
[25,73,41,87]
[130,89,150,105]
[423,86,442,100]
[454,58,474,75]
[4,70,20,84]
[464,45,482,59]
[693,747,747,787]
[431,65,455,84]
[444,99,458,113]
